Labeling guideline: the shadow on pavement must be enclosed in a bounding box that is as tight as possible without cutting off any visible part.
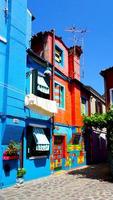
[68,163,113,183]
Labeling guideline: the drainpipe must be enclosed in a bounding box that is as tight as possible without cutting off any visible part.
[51,29,55,152]
[51,29,55,100]
[51,29,55,115]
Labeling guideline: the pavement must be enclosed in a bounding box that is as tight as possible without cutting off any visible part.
[0,163,113,200]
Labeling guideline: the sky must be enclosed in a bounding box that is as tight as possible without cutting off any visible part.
[28,0,113,95]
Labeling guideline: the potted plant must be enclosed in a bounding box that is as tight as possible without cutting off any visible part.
[3,141,20,160]
[16,168,26,186]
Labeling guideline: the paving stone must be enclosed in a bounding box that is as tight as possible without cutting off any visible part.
[0,164,113,200]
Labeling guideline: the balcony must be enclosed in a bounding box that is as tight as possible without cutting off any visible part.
[25,94,57,117]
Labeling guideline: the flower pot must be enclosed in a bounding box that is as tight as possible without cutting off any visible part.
[16,177,24,186]
[3,155,19,160]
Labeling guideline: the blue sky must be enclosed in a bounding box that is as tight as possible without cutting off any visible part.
[28,0,113,95]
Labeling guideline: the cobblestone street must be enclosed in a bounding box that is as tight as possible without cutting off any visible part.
[0,164,113,200]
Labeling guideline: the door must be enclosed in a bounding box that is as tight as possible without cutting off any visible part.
[53,135,66,170]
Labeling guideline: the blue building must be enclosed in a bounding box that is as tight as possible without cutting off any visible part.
[24,49,57,181]
[0,0,31,188]
[0,0,57,188]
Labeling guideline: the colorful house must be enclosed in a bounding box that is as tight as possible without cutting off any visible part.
[31,31,86,171]
[0,1,57,188]
[25,49,57,181]
[0,0,108,188]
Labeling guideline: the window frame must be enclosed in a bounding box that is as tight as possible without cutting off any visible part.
[95,100,102,114]
[26,126,50,159]
[71,133,81,145]
[54,81,65,110]
[81,96,88,115]
[55,45,64,68]
[30,69,50,99]
[110,88,113,106]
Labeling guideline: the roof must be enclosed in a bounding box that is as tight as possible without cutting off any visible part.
[31,31,83,56]
[72,79,105,103]
[31,31,68,50]
[71,79,90,94]
[85,86,105,103]
[100,66,113,77]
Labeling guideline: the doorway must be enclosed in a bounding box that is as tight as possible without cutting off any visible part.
[52,135,66,170]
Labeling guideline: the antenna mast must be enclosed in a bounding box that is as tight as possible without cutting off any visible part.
[65,25,88,79]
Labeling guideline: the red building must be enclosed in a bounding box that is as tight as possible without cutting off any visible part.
[100,66,113,110]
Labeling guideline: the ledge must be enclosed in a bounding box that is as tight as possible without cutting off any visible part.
[3,155,19,160]
[29,155,48,160]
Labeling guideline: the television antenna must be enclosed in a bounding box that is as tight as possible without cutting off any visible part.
[65,25,88,79]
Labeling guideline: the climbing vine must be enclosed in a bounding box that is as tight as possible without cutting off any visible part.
[83,107,113,175]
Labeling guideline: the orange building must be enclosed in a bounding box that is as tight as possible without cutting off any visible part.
[31,31,87,171]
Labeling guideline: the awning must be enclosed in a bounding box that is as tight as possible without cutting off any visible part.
[33,128,50,151]
[25,94,57,116]
[37,76,49,94]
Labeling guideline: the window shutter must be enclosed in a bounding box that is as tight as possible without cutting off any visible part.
[32,69,38,95]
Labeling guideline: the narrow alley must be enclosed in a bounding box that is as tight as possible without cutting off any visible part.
[1,164,112,200]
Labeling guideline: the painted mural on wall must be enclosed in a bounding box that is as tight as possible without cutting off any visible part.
[50,126,86,171]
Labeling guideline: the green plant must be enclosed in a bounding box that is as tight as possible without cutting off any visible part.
[83,107,113,175]
[17,168,26,178]
[83,113,107,129]
[4,141,20,156]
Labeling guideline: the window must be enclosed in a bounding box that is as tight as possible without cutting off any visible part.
[71,134,81,145]
[95,100,102,114]
[54,82,65,109]
[26,126,50,158]
[33,128,50,151]
[81,97,88,115]
[55,45,63,67]
[110,88,113,106]
[32,69,50,99]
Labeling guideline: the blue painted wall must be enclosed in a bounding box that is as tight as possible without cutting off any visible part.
[0,0,7,113]
[24,120,52,181]
[54,124,72,143]
[0,0,32,188]
[5,0,27,118]
[24,55,52,181]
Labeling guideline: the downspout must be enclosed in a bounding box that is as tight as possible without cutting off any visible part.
[51,29,55,100]
[51,29,55,128]
[51,29,55,162]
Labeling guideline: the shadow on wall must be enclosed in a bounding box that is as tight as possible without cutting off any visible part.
[2,124,24,145]
[34,157,47,167]
[3,161,18,177]
[83,130,107,165]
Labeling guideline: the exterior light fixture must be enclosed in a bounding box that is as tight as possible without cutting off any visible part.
[44,67,52,76]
